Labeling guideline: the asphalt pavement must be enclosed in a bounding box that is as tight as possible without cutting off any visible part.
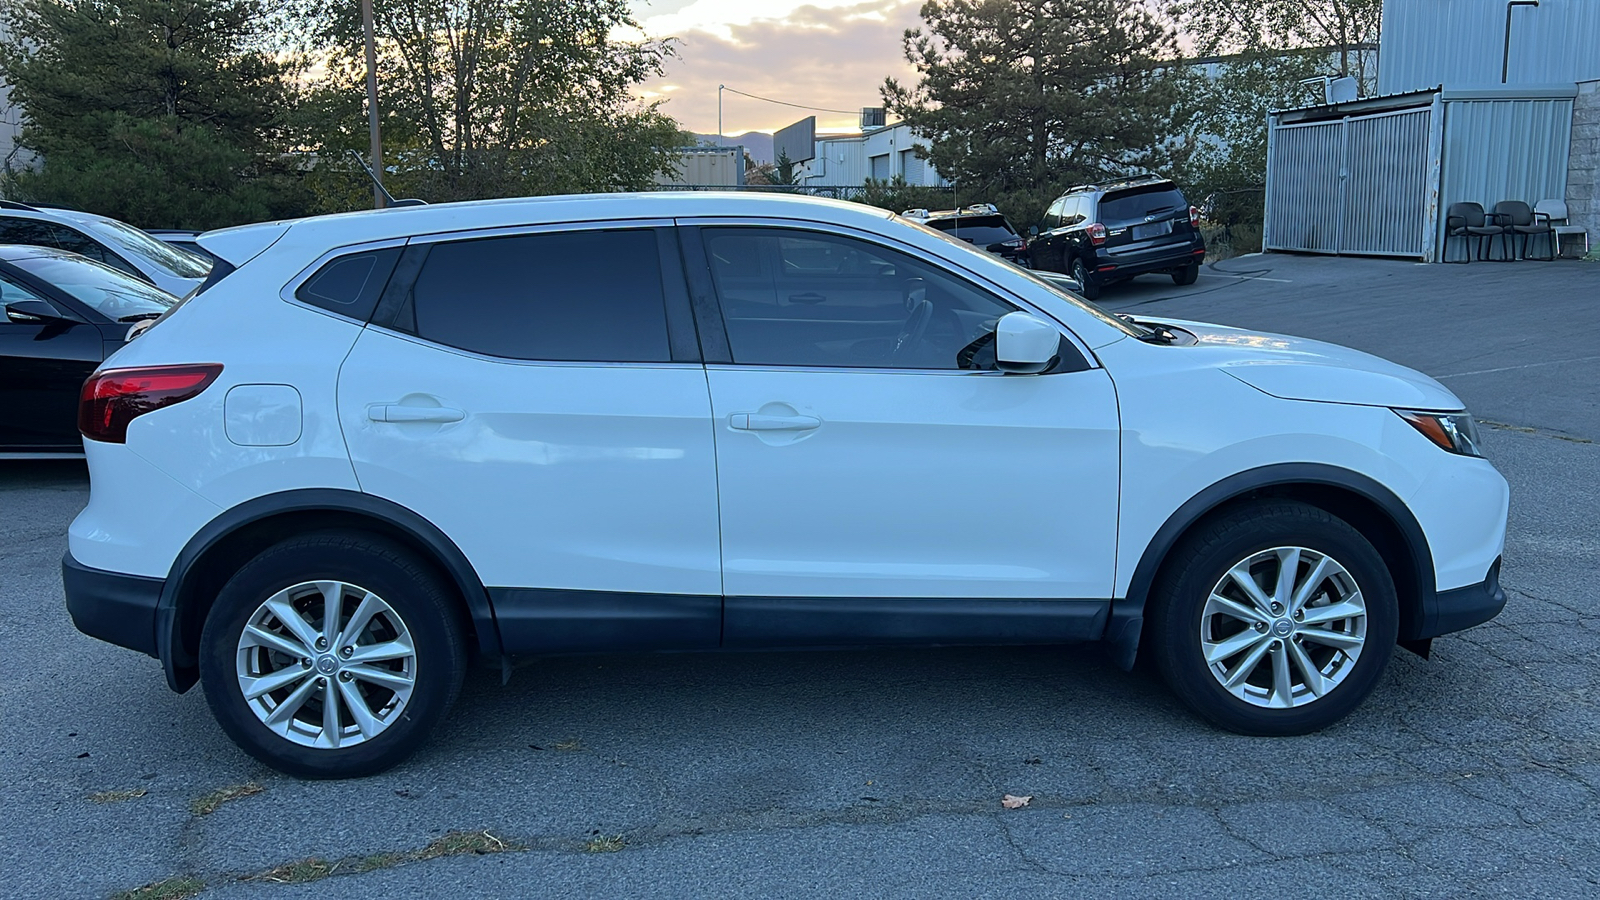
[2,253,1597,899]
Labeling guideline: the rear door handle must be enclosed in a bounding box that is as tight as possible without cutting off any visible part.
[788,292,826,304]
[367,404,465,423]
[729,413,822,432]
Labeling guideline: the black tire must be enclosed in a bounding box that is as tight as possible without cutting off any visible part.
[1172,262,1200,286]
[1070,257,1100,300]
[1147,501,1398,736]
[199,532,467,779]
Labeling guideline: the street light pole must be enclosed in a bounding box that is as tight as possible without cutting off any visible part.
[1502,0,1539,84]
[718,84,724,147]
[363,0,384,209]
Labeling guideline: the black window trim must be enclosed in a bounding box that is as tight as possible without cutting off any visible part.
[676,217,1093,375]
[368,219,702,365]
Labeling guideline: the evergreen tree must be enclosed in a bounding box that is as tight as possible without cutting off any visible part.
[0,0,310,228]
[883,0,1193,228]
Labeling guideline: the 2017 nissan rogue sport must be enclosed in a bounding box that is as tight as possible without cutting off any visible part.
[63,193,1508,778]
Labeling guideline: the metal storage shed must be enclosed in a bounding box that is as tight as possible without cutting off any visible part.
[1263,84,1575,261]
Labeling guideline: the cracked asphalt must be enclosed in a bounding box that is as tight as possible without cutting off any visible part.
[2,254,1597,898]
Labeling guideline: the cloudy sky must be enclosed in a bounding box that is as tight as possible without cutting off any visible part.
[631,0,923,136]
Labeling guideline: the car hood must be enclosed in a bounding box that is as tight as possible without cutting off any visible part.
[1153,318,1464,411]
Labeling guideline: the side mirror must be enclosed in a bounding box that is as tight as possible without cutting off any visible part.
[1027,225,1040,237]
[995,311,1059,374]
[4,299,71,324]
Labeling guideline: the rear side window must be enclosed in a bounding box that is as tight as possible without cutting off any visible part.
[295,247,401,321]
[1097,186,1187,225]
[0,216,60,248]
[406,229,671,363]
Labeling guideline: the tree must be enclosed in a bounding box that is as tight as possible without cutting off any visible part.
[298,0,684,208]
[0,0,310,228]
[883,0,1193,228]
[1166,0,1382,91]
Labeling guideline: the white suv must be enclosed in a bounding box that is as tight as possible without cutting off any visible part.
[63,193,1509,778]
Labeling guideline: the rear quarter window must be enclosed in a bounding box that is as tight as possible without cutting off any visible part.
[295,247,403,321]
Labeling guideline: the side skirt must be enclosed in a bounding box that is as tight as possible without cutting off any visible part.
[489,589,1111,655]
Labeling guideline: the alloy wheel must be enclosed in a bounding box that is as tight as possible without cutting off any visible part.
[1200,547,1367,709]
[234,580,417,749]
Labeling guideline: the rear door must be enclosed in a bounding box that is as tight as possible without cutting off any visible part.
[336,222,723,652]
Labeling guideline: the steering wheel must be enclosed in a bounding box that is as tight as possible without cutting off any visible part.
[891,299,934,361]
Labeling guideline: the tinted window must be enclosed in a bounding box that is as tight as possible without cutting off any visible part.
[296,247,401,321]
[704,228,1019,370]
[0,217,61,250]
[1044,199,1065,228]
[1062,197,1086,227]
[1097,185,1187,224]
[923,215,1017,246]
[10,253,175,321]
[409,230,671,362]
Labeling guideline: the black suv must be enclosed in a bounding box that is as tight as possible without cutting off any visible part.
[902,204,1029,265]
[1027,177,1204,300]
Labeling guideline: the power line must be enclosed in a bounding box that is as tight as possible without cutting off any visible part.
[721,86,859,116]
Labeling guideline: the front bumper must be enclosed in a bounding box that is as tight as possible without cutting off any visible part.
[63,551,164,659]
[1411,557,1506,639]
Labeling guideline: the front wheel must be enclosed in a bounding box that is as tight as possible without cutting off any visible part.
[198,532,467,778]
[1148,501,1398,735]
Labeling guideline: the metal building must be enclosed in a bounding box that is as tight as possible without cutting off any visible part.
[1265,85,1575,260]
[1264,0,1598,261]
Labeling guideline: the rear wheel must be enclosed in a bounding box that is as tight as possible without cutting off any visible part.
[198,532,467,778]
[1070,257,1100,300]
[1172,262,1200,285]
[1148,501,1398,735]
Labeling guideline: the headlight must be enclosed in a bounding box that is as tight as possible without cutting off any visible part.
[1394,409,1484,457]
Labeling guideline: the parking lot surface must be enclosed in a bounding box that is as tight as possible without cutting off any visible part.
[3,253,1598,898]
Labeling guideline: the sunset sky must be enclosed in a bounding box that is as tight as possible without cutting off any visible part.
[632,0,923,136]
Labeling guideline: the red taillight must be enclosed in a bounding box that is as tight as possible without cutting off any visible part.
[79,364,223,444]
[1087,223,1107,245]
[1189,205,1201,226]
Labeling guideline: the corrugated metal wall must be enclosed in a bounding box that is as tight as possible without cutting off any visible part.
[1265,108,1432,256]
[1437,96,1573,253]
[1380,0,1600,94]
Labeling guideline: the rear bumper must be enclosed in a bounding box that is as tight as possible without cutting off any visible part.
[1098,240,1205,278]
[62,551,164,659]
[1413,557,1506,639]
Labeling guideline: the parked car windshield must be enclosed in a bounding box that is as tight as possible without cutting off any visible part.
[11,253,178,321]
[923,215,1017,245]
[87,218,213,279]
[1097,185,1187,225]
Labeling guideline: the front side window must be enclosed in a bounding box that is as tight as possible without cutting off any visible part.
[703,227,1020,370]
[406,229,671,363]
[0,216,62,250]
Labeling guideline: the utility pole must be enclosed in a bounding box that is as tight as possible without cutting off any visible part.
[718,84,725,147]
[363,0,384,209]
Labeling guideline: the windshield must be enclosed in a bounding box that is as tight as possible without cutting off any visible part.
[11,253,177,321]
[893,215,1146,339]
[82,217,212,279]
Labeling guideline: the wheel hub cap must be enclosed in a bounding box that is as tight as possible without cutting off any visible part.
[1199,546,1367,709]
[234,580,418,749]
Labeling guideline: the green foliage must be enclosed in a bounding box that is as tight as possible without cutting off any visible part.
[883,0,1194,230]
[0,0,311,228]
[855,176,959,215]
[296,0,685,210]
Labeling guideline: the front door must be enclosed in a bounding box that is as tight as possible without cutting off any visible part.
[336,224,723,652]
[684,225,1120,643]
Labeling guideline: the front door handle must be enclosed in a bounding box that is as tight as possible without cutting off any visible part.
[367,404,465,424]
[729,413,822,432]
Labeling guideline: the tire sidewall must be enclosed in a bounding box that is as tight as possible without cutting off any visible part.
[1153,506,1400,736]
[198,537,465,779]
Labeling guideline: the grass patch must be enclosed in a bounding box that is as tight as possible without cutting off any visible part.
[110,876,204,900]
[189,781,264,816]
[243,831,518,885]
[88,788,149,804]
[584,834,626,853]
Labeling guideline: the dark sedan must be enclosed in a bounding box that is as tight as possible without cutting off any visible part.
[0,244,177,456]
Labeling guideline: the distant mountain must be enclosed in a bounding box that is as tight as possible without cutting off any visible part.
[689,132,775,163]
